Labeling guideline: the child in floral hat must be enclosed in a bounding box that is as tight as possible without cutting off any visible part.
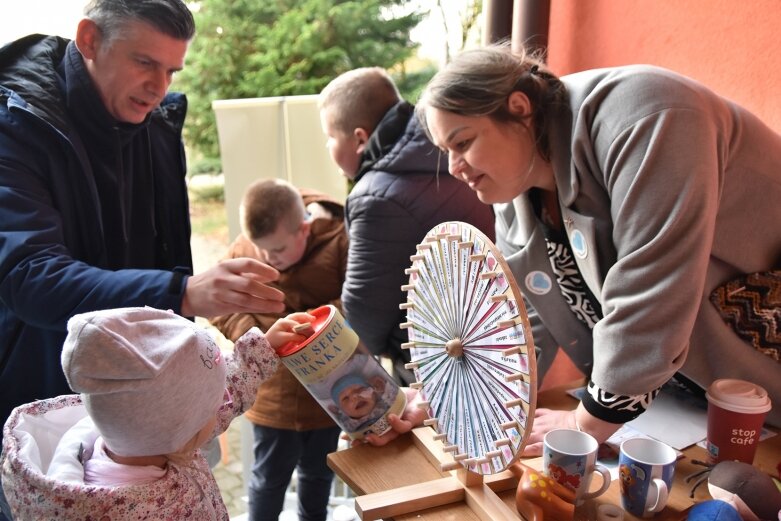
[0,306,312,520]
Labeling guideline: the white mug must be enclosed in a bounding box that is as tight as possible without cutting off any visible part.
[543,428,612,505]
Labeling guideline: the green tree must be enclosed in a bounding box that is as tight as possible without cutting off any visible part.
[176,0,424,160]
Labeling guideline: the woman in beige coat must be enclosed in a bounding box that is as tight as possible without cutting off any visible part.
[412,43,781,455]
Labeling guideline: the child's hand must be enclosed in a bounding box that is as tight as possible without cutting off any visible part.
[266,312,316,352]
[352,387,428,447]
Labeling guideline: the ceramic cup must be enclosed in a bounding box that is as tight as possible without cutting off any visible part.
[618,438,677,518]
[542,428,611,505]
[705,379,771,464]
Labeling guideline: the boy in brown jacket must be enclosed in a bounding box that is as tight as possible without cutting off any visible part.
[211,178,347,521]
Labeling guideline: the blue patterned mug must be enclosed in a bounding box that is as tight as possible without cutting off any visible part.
[619,438,677,517]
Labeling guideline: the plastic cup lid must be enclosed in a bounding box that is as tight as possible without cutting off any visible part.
[706,378,772,414]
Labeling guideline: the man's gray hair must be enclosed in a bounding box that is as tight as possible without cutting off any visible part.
[84,0,195,43]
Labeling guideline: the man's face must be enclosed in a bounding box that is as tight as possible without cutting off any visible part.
[81,19,189,124]
[320,107,363,180]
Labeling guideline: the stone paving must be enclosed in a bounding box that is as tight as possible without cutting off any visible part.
[211,418,250,519]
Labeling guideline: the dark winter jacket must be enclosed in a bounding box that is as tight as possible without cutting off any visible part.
[0,35,192,436]
[343,101,495,384]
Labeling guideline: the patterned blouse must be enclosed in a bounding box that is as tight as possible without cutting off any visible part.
[532,189,660,423]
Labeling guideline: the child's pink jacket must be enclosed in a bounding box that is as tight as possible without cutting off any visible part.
[1,327,278,520]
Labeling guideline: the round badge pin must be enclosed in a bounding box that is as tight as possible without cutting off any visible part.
[570,230,588,259]
[525,270,552,295]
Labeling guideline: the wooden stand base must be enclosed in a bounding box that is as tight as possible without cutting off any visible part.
[344,427,525,520]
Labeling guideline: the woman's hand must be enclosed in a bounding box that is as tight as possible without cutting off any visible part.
[521,404,622,456]
[353,387,428,447]
[522,408,578,456]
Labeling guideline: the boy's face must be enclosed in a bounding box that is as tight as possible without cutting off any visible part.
[338,383,377,419]
[320,107,363,180]
[252,221,310,272]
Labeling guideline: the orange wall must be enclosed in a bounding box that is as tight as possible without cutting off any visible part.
[545,0,781,133]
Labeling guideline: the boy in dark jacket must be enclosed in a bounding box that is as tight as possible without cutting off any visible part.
[318,67,495,384]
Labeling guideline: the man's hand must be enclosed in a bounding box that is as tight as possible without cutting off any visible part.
[357,387,428,447]
[181,258,285,318]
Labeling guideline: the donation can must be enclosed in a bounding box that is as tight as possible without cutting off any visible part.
[276,305,406,440]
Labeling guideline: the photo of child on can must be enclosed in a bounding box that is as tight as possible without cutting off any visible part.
[276,305,406,439]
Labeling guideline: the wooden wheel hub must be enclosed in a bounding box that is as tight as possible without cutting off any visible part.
[445,338,464,358]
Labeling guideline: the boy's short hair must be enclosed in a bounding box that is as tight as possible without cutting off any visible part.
[241,178,305,240]
[318,67,401,136]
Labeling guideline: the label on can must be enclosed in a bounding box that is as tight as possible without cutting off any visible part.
[277,305,406,440]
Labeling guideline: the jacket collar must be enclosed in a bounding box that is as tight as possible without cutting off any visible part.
[548,103,579,207]
[63,41,149,148]
[355,100,414,180]
[0,34,70,130]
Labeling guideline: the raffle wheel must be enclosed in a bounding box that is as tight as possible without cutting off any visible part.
[400,221,537,475]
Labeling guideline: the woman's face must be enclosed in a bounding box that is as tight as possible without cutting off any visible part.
[424,93,541,204]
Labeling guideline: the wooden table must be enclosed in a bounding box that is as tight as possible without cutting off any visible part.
[328,382,780,520]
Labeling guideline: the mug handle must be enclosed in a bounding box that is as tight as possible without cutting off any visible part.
[647,478,669,513]
[581,463,612,501]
